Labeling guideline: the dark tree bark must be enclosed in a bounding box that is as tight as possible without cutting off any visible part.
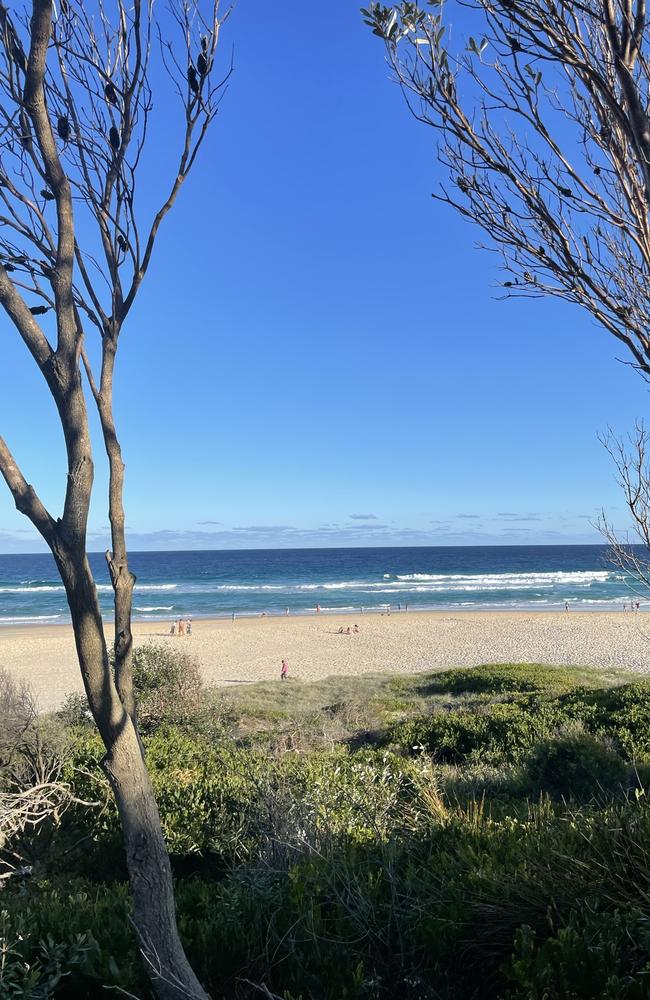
[0,0,231,995]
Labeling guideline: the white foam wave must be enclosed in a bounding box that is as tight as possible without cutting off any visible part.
[304,605,359,612]
[134,606,174,612]
[274,570,617,594]
[0,614,62,623]
[0,585,64,593]
[395,571,611,585]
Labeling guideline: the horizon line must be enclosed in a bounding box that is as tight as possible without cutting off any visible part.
[0,541,615,558]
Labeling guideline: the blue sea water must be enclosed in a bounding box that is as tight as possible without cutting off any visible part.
[0,545,642,625]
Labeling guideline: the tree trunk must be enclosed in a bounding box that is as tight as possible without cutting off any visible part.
[55,548,209,1000]
[105,724,208,1000]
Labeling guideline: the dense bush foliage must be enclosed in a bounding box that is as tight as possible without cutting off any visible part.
[57,643,206,736]
[4,657,650,998]
[131,643,204,733]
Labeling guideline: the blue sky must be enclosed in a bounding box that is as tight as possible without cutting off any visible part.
[0,0,648,553]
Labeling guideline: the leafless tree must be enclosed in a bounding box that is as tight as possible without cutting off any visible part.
[0,1,229,996]
[599,422,650,597]
[362,0,650,377]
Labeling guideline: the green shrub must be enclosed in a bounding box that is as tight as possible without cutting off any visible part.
[56,692,93,729]
[416,664,589,698]
[387,699,565,764]
[0,908,99,1000]
[505,911,650,999]
[58,643,207,736]
[131,643,203,733]
[561,683,650,760]
[0,885,140,997]
[525,730,630,800]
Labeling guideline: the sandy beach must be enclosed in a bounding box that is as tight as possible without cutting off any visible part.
[1,609,649,712]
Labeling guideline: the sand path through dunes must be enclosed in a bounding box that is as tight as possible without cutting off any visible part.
[2,610,650,712]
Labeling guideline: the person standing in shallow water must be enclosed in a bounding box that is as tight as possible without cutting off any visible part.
[280,659,288,681]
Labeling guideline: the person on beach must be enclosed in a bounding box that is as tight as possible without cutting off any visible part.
[178,619,186,635]
[170,621,176,636]
[353,624,359,633]
[316,604,321,614]
[564,602,569,612]
[280,658,289,681]
[186,618,192,635]
[232,611,235,622]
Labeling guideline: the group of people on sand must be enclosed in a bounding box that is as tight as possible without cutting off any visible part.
[337,624,360,634]
[170,618,192,636]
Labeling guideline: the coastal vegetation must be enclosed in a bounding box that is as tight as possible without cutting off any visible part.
[3,653,650,998]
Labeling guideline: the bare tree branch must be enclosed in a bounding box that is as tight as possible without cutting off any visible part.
[363,0,650,376]
[598,422,650,596]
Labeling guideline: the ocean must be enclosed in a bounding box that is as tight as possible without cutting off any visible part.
[0,545,642,626]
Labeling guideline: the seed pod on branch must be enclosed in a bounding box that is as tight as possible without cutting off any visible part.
[56,115,70,141]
